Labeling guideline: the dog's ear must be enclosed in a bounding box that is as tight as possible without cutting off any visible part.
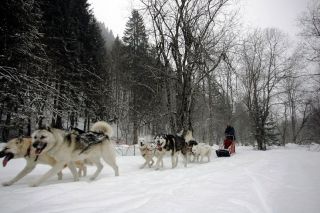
[46,126,52,132]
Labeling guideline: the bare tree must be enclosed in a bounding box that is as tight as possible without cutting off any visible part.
[239,28,289,150]
[141,0,237,133]
[281,49,313,144]
[298,0,320,63]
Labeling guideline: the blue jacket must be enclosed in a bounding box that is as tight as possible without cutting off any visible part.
[225,125,236,140]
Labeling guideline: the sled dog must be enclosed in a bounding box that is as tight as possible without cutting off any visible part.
[30,121,119,187]
[192,144,212,163]
[186,140,198,162]
[153,133,188,170]
[0,137,86,186]
[138,138,156,169]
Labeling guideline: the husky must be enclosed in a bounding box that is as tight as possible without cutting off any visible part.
[30,121,119,187]
[0,137,86,186]
[186,140,198,162]
[153,134,188,170]
[192,144,212,163]
[183,130,198,162]
[138,138,156,169]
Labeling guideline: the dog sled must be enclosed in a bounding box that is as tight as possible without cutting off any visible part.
[216,135,235,157]
[215,149,231,157]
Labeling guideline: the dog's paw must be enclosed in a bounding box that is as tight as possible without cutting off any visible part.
[29,182,39,187]
[57,174,63,180]
[2,181,13,187]
[89,176,96,181]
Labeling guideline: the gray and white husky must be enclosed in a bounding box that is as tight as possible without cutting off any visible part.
[30,121,119,187]
[153,133,188,170]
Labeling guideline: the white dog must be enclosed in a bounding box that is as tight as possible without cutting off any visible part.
[138,138,156,169]
[30,121,119,187]
[192,144,212,163]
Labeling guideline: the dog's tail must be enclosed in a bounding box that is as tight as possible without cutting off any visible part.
[90,121,114,138]
[184,130,194,143]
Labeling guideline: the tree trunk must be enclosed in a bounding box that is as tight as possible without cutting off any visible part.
[2,112,11,141]
[281,105,288,146]
[176,71,193,133]
[55,114,63,129]
[84,110,88,131]
[27,117,32,136]
[87,117,90,132]
[207,75,215,145]
[0,105,3,124]
[70,112,75,128]
[291,104,297,143]
[133,120,138,145]
[132,92,139,145]
[165,77,176,133]
[255,127,267,151]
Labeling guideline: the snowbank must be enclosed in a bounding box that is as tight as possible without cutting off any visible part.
[0,146,320,213]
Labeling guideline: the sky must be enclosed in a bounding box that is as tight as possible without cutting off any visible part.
[1,144,320,213]
[88,0,136,37]
[88,0,309,40]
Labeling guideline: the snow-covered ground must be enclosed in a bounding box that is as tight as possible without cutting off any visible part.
[0,145,320,213]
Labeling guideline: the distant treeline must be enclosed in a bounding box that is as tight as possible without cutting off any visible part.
[1,0,319,148]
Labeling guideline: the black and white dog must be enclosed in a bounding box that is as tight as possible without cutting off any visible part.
[186,139,198,162]
[153,134,188,170]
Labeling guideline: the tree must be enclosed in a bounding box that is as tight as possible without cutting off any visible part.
[122,10,160,144]
[298,0,320,63]
[239,28,289,150]
[0,0,46,139]
[306,96,320,143]
[141,0,237,134]
[279,49,312,144]
[40,0,110,129]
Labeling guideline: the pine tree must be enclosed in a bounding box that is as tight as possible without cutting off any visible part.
[39,0,110,128]
[0,0,46,139]
[122,10,159,144]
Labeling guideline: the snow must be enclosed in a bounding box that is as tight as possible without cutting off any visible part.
[0,145,320,213]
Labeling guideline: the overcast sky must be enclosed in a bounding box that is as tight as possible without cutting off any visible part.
[88,0,309,40]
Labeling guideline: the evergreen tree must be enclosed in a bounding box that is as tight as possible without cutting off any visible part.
[122,10,159,144]
[39,0,110,128]
[0,0,46,139]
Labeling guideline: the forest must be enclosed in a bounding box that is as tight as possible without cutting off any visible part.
[0,0,319,150]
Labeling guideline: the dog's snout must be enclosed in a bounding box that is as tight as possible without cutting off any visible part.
[0,150,6,158]
[32,141,40,148]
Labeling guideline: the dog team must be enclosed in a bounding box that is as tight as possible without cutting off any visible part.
[0,121,212,187]
[139,131,212,170]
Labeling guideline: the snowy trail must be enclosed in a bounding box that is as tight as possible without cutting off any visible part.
[0,146,319,213]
